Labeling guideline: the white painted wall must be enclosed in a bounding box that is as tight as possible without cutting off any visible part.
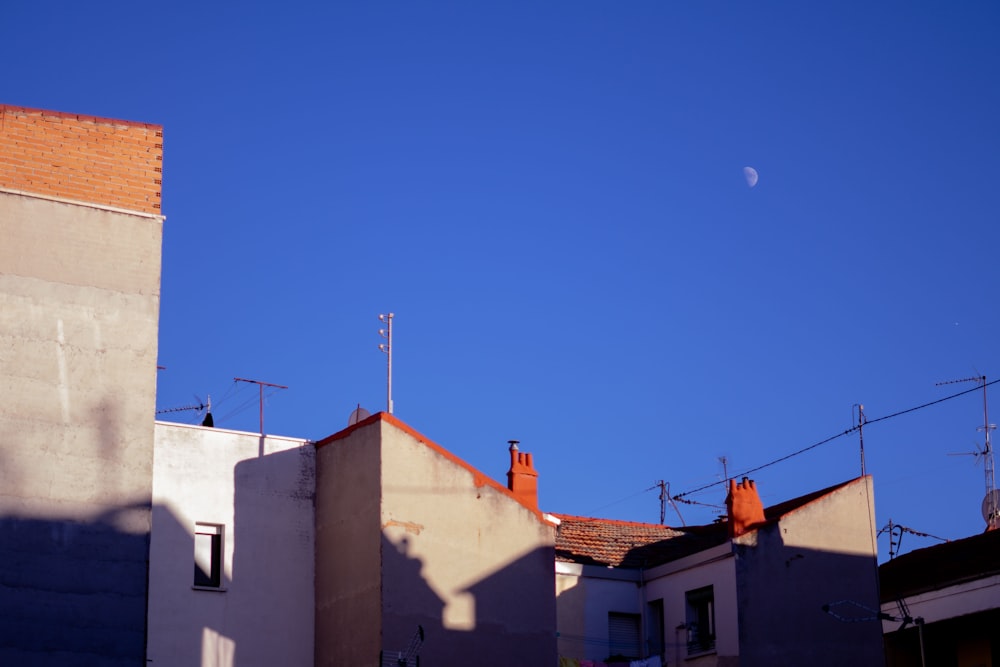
[147,422,315,667]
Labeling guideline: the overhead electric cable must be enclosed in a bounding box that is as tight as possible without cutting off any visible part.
[672,378,1000,501]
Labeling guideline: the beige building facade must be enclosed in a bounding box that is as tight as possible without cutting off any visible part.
[315,413,558,666]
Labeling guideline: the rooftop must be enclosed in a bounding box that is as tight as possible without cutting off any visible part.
[554,476,869,569]
[879,526,1000,602]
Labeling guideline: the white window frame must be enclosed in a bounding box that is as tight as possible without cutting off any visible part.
[193,522,225,591]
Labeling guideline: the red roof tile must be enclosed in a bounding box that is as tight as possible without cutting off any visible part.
[552,515,687,568]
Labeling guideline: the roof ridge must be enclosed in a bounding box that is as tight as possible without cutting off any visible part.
[549,513,678,529]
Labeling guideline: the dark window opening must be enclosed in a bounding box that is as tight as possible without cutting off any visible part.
[685,585,715,654]
[194,523,223,588]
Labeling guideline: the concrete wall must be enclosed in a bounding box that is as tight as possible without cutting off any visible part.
[314,417,384,667]
[147,423,315,667]
[734,476,883,667]
[555,562,642,662]
[0,183,162,662]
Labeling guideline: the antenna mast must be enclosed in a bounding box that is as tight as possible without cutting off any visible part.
[378,313,394,414]
[854,403,867,476]
[937,375,997,526]
[655,480,686,526]
[234,377,288,434]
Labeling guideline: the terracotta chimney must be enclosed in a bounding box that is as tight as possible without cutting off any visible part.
[726,477,766,538]
[506,440,539,510]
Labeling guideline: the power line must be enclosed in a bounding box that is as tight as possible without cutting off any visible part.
[672,378,1000,501]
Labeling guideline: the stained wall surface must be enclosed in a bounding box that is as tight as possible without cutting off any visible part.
[147,423,315,667]
[0,110,163,664]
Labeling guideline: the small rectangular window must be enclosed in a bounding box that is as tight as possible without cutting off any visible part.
[685,585,715,655]
[194,523,223,589]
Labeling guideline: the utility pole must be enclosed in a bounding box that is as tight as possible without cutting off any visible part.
[233,377,287,434]
[378,313,394,414]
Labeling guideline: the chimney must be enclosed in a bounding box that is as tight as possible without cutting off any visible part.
[506,440,539,510]
[726,477,766,538]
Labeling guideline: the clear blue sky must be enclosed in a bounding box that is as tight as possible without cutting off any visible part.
[5,2,999,559]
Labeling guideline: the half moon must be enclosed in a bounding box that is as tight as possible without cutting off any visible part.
[743,166,759,188]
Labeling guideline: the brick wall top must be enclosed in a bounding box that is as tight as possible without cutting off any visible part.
[0,104,162,215]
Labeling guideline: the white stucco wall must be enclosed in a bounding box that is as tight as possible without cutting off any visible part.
[644,544,739,667]
[555,562,642,662]
[147,422,315,667]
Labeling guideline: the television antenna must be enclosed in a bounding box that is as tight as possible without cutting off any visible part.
[937,375,997,527]
[877,519,948,560]
[233,377,288,434]
[378,313,394,414]
[655,480,686,526]
[380,625,423,666]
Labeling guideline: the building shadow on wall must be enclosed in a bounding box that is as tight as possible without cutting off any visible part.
[617,522,886,667]
[147,437,314,667]
[148,501,234,666]
[0,397,154,667]
[0,504,154,666]
[228,442,315,667]
[379,532,556,667]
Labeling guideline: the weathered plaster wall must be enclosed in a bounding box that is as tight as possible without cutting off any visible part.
[314,418,383,667]
[0,190,162,664]
[147,423,315,667]
[734,476,883,667]
[378,415,557,666]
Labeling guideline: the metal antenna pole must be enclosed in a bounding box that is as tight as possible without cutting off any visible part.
[378,313,394,414]
[856,403,867,476]
[718,456,729,494]
[657,480,666,525]
[978,377,997,525]
[937,375,997,526]
[234,377,288,434]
